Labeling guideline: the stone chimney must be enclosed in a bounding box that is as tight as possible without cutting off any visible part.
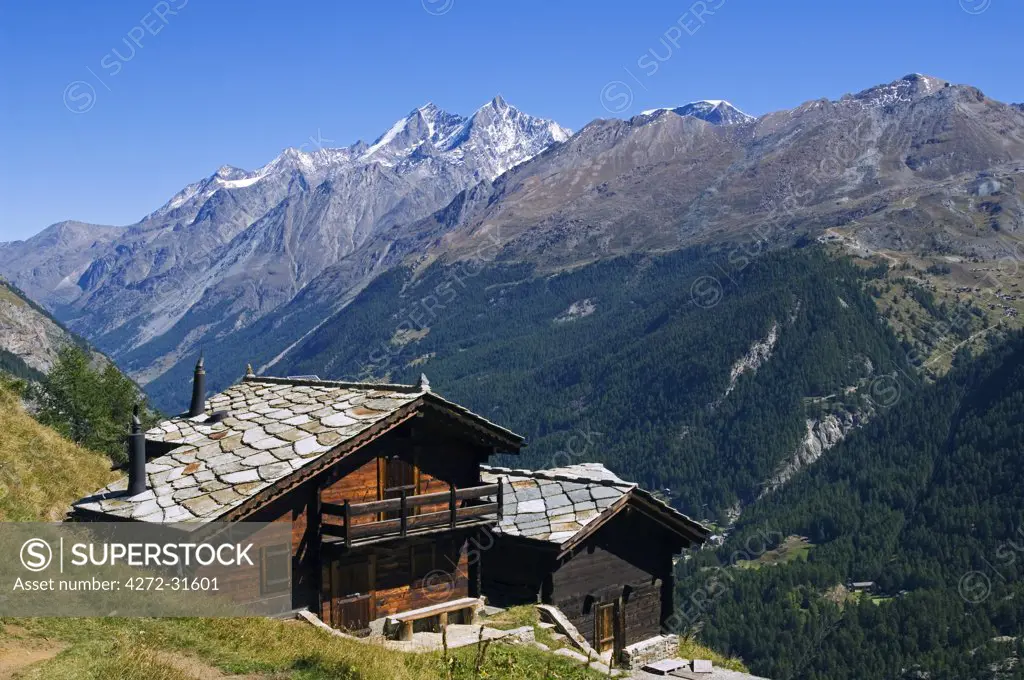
[188,353,206,418]
[127,405,147,496]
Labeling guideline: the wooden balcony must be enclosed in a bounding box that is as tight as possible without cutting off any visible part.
[320,483,502,548]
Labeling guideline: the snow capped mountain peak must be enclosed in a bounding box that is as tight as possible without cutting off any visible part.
[449,96,571,178]
[641,99,755,125]
[486,94,509,112]
[147,98,570,221]
[215,165,247,180]
[360,103,465,162]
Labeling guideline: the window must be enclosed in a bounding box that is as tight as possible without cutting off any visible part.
[410,543,435,580]
[260,544,291,596]
[379,455,419,520]
[381,455,417,495]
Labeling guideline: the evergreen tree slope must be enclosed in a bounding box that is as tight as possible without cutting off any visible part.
[683,331,1024,679]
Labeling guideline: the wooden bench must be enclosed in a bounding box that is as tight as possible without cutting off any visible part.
[385,597,482,641]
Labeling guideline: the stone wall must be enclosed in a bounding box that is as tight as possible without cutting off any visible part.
[620,633,678,669]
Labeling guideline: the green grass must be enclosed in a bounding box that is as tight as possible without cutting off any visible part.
[480,605,566,651]
[481,605,539,631]
[0,384,116,521]
[678,637,750,673]
[735,535,812,570]
[2,616,605,680]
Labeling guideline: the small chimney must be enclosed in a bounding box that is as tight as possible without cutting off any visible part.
[127,405,147,496]
[188,353,206,418]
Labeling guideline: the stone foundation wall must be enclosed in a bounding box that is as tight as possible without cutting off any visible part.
[620,633,679,669]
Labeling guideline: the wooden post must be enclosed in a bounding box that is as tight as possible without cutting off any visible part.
[343,500,352,549]
[313,489,323,614]
[449,482,457,529]
[496,481,504,521]
[400,489,408,537]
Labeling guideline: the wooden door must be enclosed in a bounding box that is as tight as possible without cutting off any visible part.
[323,557,375,631]
[595,602,616,653]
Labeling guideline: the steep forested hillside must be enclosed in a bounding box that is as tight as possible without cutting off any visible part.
[681,331,1024,679]
[263,247,905,521]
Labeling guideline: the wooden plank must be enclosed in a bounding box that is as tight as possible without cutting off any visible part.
[321,523,347,538]
[456,503,498,520]
[322,502,347,516]
[343,501,352,548]
[386,596,480,622]
[335,483,500,517]
[399,489,408,537]
[455,484,499,500]
[343,497,401,516]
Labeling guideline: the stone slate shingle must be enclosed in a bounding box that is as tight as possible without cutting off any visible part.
[481,463,635,547]
[73,378,425,525]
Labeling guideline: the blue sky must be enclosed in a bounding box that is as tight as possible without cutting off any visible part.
[1,0,1021,241]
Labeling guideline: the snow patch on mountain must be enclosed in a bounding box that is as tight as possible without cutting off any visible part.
[848,73,948,109]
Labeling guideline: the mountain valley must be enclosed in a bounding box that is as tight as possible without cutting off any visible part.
[3,73,1024,679]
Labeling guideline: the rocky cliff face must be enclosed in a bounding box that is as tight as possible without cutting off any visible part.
[724,323,779,398]
[0,279,89,375]
[761,412,860,496]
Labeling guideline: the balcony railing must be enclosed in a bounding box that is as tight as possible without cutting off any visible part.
[320,482,502,548]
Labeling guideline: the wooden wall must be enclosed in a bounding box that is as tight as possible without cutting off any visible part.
[372,534,471,617]
[549,507,679,648]
[479,537,554,607]
[320,530,475,623]
[239,414,498,619]
[318,422,487,524]
[246,478,318,612]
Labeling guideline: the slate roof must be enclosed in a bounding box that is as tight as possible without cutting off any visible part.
[73,376,436,525]
[481,463,708,549]
[481,463,633,545]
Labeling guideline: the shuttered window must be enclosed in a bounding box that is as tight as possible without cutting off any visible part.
[260,544,291,596]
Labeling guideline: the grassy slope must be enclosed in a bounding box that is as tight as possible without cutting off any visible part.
[0,385,116,521]
[1,617,603,680]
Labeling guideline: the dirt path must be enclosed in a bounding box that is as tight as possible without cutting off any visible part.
[0,640,69,678]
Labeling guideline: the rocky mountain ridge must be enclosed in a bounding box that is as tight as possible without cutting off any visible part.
[0,98,569,384]
[3,75,1023,401]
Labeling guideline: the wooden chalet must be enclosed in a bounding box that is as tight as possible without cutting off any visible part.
[71,363,522,633]
[479,463,709,659]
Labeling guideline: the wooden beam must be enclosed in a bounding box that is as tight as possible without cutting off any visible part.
[449,483,457,530]
[399,489,408,538]
[343,501,352,549]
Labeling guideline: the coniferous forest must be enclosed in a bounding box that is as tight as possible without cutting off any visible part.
[678,330,1024,680]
